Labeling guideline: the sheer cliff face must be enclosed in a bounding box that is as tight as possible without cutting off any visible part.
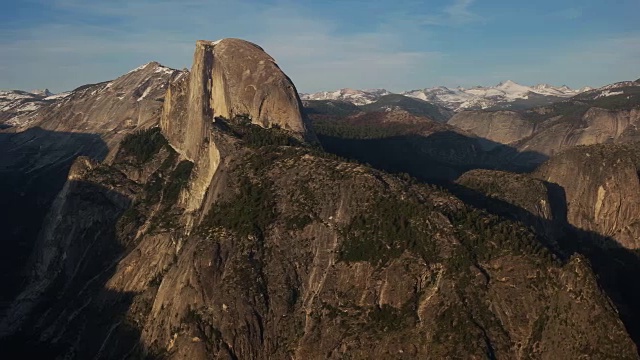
[448,104,640,165]
[448,111,535,149]
[535,143,640,249]
[161,38,307,161]
[519,107,640,157]
[160,38,308,216]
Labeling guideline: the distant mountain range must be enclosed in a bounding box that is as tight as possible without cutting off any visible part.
[0,88,66,124]
[300,80,593,111]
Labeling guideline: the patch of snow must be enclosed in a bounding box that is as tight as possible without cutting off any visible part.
[137,86,152,101]
[17,103,41,112]
[299,88,391,105]
[45,92,72,100]
[154,66,175,75]
[0,91,34,101]
[596,90,624,99]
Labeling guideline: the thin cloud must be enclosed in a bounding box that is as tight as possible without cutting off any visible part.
[423,0,484,26]
[0,0,443,93]
[254,6,443,92]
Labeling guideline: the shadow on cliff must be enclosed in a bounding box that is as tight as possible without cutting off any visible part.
[0,127,108,316]
[0,180,149,359]
[316,131,548,184]
[447,182,640,354]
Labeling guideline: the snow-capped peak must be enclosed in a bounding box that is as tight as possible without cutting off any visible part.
[123,62,179,79]
[496,80,519,88]
[126,62,155,74]
[494,80,533,96]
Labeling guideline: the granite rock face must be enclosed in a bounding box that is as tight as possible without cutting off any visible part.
[515,107,640,158]
[448,110,535,149]
[535,143,640,249]
[160,38,309,217]
[162,38,307,162]
[448,103,640,163]
[6,62,184,158]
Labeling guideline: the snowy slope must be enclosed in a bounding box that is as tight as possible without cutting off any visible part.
[300,88,391,106]
[0,90,52,123]
[2,62,183,128]
[573,79,640,101]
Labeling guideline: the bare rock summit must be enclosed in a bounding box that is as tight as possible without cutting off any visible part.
[162,38,307,161]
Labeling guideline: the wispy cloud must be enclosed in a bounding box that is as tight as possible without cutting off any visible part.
[423,0,484,26]
[1,1,636,92]
[0,0,443,92]
[254,6,443,92]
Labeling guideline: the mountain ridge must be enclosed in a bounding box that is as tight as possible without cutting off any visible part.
[1,62,182,128]
[301,80,592,112]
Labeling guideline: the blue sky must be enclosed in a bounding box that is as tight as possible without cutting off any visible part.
[1,0,638,93]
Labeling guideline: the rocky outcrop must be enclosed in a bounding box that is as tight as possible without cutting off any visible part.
[160,38,309,217]
[535,142,640,249]
[208,39,306,132]
[161,38,307,162]
[448,110,535,148]
[514,107,640,158]
[447,96,640,165]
